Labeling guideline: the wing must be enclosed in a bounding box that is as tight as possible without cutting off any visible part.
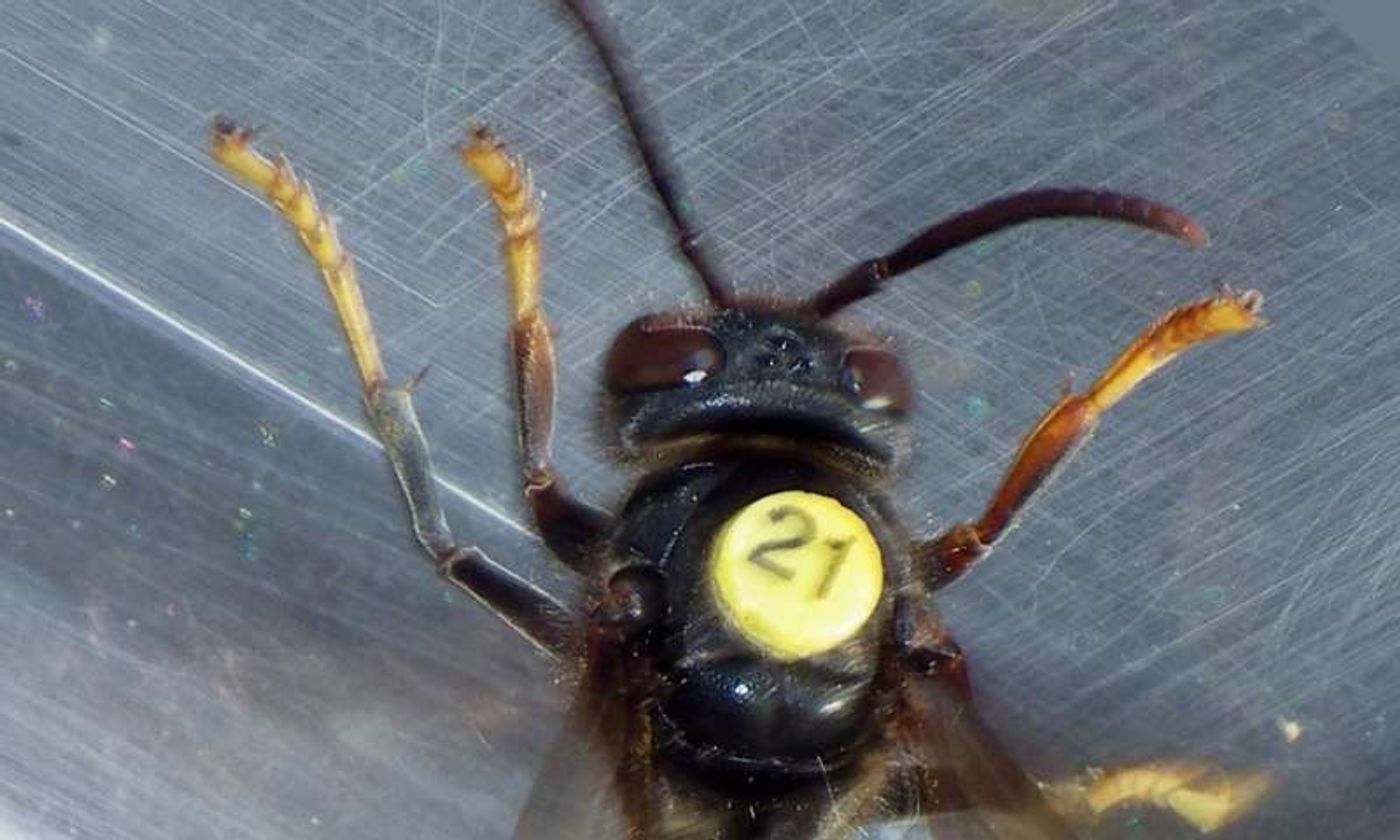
[749,708,1073,840]
[511,634,632,839]
[512,630,751,840]
[888,664,1079,840]
[752,663,1077,840]
[845,596,1081,840]
[514,613,1074,840]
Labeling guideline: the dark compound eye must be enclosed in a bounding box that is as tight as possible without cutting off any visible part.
[842,347,912,413]
[604,316,725,393]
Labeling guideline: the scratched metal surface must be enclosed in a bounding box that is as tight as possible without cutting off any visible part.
[1,1,1397,838]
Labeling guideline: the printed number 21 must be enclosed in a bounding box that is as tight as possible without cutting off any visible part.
[746,506,853,600]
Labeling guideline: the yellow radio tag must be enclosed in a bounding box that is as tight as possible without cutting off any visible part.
[708,490,883,660]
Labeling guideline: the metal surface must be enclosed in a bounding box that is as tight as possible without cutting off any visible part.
[1,1,1397,837]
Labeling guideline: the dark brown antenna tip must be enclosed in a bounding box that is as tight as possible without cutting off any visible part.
[807,189,1208,316]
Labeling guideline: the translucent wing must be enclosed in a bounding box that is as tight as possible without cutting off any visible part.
[511,638,632,839]
[755,660,1077,840]
[513,619,1075,839]
[773,595,1079,840]
[888,665,1078,840]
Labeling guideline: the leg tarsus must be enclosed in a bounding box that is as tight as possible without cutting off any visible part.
[210,119,386,389]
[916,288,1265,590]
[461,128,614,573]
[1042,762,1272,834]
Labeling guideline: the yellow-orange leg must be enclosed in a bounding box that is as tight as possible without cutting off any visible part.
[210,120,385,391]
[1043,762,1272,833]
[459,128,609,572]
[918,288,1265,588]
[209,118,574,655]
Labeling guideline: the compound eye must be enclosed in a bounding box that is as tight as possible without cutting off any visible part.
[604,316,724,393]
[842,347,912,413]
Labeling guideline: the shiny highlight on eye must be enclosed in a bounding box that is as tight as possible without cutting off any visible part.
[842,347,912,413]
[604,317,724,393]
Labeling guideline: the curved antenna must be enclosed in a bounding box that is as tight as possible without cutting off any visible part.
[806,189,1207,317]
[559,0,736,308]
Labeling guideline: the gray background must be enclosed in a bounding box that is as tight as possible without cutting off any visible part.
[2,0,1398,837]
